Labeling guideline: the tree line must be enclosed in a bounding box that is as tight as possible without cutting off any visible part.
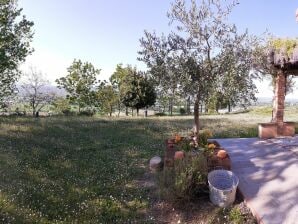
[0,0,296,130]
[55,61,156,117]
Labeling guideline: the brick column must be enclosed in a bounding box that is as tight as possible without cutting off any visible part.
[272,70,286,135]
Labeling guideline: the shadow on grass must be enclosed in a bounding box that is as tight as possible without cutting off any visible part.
[0,115,276,223]
[0,117,171,223]
[216,137,298,223]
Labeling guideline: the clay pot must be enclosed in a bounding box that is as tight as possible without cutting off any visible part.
[167,138,175,144]
[217,149,227,159]
[221,156,231,170]
[207,140,220,148]
[166,139,175,148]
[174,151,185,160]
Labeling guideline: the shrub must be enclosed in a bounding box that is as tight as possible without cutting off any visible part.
[52,97,71,114]
[175,129,213,150]
[62,109,76,116]
[155,112,166,116]
[79,108,96,116]
[157,152,208,202]
[229,207,244,224]
[197,130,212,148]
[177,138,193,152]
[179,108,186,115]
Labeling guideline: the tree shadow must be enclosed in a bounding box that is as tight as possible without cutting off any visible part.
[216,137,298,223]
[0,117,174,222]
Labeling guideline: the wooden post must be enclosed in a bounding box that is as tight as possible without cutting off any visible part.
[272,70,286,135]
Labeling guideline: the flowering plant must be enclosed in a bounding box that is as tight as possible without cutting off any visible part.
[174,134,182,143]
[174,129,213,152]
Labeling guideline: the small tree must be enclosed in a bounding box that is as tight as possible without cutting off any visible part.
[52,97,71,115]
[56,59,101,112]
[21,67,56,117]
[0,0,34,105]
[110,64,131,116]
[122,70,156,116]
[97,84,118,116]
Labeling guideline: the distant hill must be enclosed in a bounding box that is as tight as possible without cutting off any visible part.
[17,84,66,97]
[256,97,272,104]
[256,97,298,105]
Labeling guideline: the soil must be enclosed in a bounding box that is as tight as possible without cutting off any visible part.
[138,170,257,224]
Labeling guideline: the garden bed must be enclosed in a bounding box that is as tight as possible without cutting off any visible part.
[145,131,257,223]
[164,135,231,171]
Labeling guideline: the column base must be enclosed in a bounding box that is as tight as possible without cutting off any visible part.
[258,122,296,139]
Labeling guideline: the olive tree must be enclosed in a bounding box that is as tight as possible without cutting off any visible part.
[140,0,257,132]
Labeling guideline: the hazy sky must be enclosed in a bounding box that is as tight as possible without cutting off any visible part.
[18,0,298,98]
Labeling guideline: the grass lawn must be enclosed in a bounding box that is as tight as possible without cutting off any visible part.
[0,109,297,223]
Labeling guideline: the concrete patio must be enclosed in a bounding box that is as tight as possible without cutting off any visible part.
[216,136,298,224]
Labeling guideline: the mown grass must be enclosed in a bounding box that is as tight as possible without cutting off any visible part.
[0,109,297,223]
[0,116,169,223]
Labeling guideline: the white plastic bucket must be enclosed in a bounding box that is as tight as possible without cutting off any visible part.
[208,170,239,207]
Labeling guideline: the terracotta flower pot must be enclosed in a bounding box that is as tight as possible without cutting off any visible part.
[217,149,227,159]
[174,151,185,160]
[166,139,175,148]
[221,156,231,170]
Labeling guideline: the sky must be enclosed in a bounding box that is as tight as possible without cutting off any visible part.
[18,0,298,98]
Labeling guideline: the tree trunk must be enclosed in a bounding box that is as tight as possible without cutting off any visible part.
[132,108,134,117]
[187,96,191,115]
[169,98,173,116]
[125,107,128,116]
[272,70,286,135]
[194,93,200,134]
[118,101,121,116]
[168,98,171,115]
[228,103,231,113]
[144,107,148,117]
[32,106,36,117]
[216,103,219,113]
[136,108,139,116]
[110,105,112,117]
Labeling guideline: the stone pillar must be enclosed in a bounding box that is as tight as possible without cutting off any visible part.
[272,70,286,135]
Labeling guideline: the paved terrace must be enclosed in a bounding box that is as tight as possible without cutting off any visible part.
[216,137,298,224]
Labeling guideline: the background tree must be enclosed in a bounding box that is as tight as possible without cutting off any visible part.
[97,84,118,116]
[122,70,156,116]
[52,97,71,115]
[56,59,101,112]
[210,35,258,112]
[0,0,34,106]
[21,67,56,117]
[139,32,183,116]
[110,64,131,116]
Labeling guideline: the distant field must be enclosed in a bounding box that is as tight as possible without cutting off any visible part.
[0,108,297,223]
